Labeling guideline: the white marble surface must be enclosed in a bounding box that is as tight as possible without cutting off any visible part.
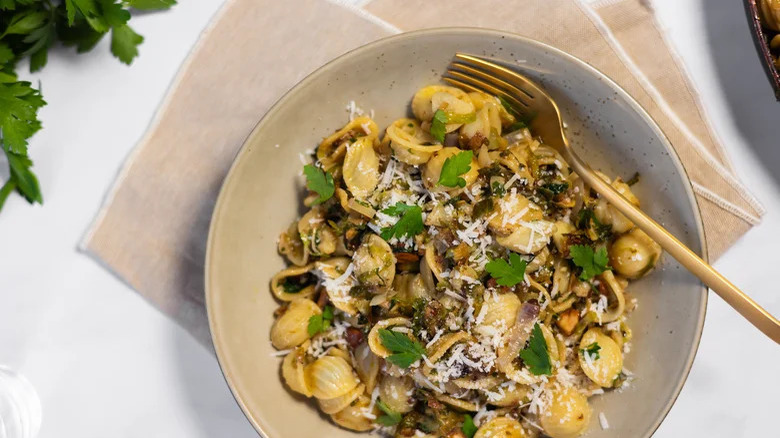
[1,0,778,437]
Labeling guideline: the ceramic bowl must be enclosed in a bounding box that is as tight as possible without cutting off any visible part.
[744,0,780,100]
[206,28,707,438]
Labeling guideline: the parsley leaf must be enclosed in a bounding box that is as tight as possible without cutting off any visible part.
[376,400,402,426]
[570,245,610,280]
[485,253,527,287]
[378,328,425,368]
[581,342,601,360]
[307,305,334,336]
[518,322,552,375]
[0,0,171,213]
[110,24,143,64]
[438,150,473,188]
[128,0,177,10]
[462,414,478,438]
[430,109,448,143]
[380,202,423,241]
[0,79,45,210]
[303,164,335,204]
[0,80,46,155]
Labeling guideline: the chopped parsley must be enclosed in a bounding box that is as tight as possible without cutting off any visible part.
[491,180,506,197]
[462,414,478,438]
[303,164,334,204]
[380,202,423,241]
[541,181,569,195]
[376,400,402,426]
[438,150,473,188]
[280,279,306,293]
[307,305,334,336]
[570,244,610,280]
[378,328,425,368]
[581,342,601,360]
[575,208,612,241]
[485,252,527,287]
[519,322,552,375]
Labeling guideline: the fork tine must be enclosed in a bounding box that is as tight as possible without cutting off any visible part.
[455,53,547,101]
[450,60,535,103]
[444,70,529,111]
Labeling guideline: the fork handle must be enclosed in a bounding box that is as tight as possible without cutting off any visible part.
[563,150,780,344]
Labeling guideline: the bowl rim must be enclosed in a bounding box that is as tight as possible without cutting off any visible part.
[743,0,780,100]
[205,26,708,438]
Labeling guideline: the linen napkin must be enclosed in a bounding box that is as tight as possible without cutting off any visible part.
[81,0,765,347]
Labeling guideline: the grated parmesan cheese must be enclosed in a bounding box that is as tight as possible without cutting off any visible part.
[599,412,610,430]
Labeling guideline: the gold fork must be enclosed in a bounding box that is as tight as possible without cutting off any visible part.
[445,53,780,344]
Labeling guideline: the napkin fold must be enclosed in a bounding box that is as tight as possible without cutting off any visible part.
[82,0,764,347]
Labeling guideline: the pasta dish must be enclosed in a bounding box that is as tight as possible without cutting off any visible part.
[269,85,661,438]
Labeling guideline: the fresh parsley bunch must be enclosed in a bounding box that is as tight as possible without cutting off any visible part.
[0,0,176,212]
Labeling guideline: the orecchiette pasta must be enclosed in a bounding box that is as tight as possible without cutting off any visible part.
[579,328,623,387]
[270,298,321,349]
[343,136,380,200]
[474,416,526,438]
[268,85,658,435]
[305,355,360,399]
[540,388,592,438]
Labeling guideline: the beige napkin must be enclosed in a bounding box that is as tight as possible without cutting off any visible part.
[81,0,764,347]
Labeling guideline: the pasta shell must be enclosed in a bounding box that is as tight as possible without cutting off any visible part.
[474,416,527,438]
[486,382,529,407]
[318,383,364,414]
[305,355,360,399]
[392,273,431,303]
[315,257,360,315]
[343,136,380,200]
[353,342,380,393]
[609,228,661,279]
[270,264,317,301]
[367,317,411,358]
[270,298,321,349]
[596,270,626,323]
[352,234,396,287]
[436,394,478,412]
[281,344,312,397]
[422,147,480,192]
[278,221,308,266]
[578,328,623,387]
[495,219,555,254]
[423,242,446,284]
[318,116,379,167]
[330,395,375,432]
[453,374,502,390]
[412,85,475,124]
[477,293,520,330]
[552,221,575,254]
[298,208,337,256]
[539,387,591,438]
[488,193,543,236]
[378,375,415,414]
[425,331,473,364]
[386,118,442,165]
[461,99,502,140]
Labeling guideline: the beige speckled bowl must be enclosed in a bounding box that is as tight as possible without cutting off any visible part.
[206,28,707,438]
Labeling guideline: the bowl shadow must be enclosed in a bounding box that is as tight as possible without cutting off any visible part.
[702,0,780,184]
